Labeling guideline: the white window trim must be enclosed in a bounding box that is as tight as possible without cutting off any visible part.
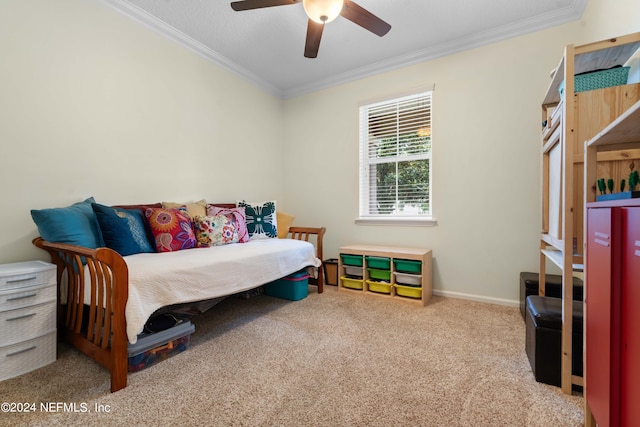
[357,87,435,226]
[355,217,438,226]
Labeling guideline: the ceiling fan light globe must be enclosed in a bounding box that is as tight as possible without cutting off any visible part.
[303,0,344,24]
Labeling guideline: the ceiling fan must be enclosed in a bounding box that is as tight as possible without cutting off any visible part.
[230,0,391,58]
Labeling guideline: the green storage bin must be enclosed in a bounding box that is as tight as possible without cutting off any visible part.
[365,256,390,270]
[341,254,363,267]
[368,268,391,282]
[393,259,422,273]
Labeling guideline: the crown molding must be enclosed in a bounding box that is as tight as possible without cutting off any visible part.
[97,0,285,98]
[97,0,586,100]
[282,0,588,98]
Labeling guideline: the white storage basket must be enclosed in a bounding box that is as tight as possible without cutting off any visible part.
[394,272,422,286]
[344,265,364,277]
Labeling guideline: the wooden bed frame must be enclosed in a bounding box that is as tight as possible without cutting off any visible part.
[32,226,325,393]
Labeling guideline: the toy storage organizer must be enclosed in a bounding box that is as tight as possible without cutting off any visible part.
[338,245,432,306]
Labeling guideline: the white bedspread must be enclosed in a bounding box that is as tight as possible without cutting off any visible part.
[122,239,321,343]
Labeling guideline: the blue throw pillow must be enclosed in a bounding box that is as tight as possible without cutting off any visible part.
[91,203,154,256]
[31,197,102,249]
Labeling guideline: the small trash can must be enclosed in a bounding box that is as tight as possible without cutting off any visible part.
[323,258,338,286]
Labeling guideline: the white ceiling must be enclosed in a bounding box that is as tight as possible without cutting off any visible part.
[100,0,587,98]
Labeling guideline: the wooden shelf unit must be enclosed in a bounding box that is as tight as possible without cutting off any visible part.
[539,32,640,396]
[338,245,432,306]
[585,100,640,177]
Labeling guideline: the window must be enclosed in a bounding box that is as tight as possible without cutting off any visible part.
[358,89,433,225]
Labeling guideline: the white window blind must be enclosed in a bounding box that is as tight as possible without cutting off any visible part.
[358,90,432,221]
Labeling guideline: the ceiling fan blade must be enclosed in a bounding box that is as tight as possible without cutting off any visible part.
[340,0,391,37]
[304,19,324,58]
[231,0,299,12]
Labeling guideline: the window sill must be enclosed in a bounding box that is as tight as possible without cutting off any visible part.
[355,217,437,227]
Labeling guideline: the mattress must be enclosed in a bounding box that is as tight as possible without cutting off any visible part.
[120,238,320,343]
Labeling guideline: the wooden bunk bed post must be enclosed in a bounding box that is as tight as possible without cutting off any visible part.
[560,43,576,395]
[539,43,578,395]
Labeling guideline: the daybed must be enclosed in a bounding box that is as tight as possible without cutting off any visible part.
[31,199,325,392]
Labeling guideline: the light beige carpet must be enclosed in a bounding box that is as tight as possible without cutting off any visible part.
[0,286,583,427]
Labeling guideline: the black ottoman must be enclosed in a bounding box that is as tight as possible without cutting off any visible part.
[519,272,583,320]
[525,295,583,387]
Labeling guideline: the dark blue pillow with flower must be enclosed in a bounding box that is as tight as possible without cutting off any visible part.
[236,200,278,240]
[92,203,154,256]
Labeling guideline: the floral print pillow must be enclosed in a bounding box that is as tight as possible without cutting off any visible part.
[236,200,278,240]
[192,215,238,247]
[144,207,196,252]
[206,205,249,243]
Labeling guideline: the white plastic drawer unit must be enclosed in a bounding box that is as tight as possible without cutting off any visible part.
[0,260,56,291]
[0,332,56,381]
[0,260,57,381]
[0,301,56,347]
[0,284,56,311]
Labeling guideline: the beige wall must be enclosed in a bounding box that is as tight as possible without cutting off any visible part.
[0,0,285,263]
[282,0,640,304]
[1,0,638,304]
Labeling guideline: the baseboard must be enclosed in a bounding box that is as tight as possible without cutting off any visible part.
[433,289,519,308]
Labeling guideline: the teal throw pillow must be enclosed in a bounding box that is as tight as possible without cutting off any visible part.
[31,197,102,249]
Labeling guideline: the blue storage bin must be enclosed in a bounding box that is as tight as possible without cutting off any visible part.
[128,321,195,372]
[264,271,309,301]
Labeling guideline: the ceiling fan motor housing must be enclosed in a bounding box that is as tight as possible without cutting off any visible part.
[303,0,344,24]
[230,0,390,58]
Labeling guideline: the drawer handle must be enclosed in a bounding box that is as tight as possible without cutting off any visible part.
[6,346,36,357]
[594,238,610,247]
[635,250,640,258]
[6,276,37,284]
[6,294,37,302]
[6,313,36,322]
